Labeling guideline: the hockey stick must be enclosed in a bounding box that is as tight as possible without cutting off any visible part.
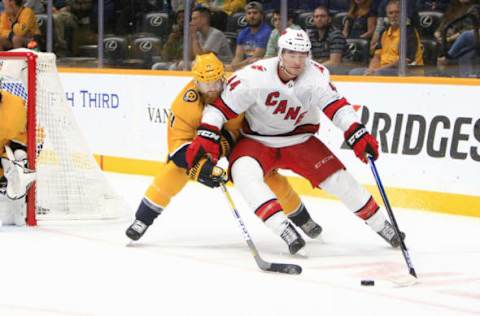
[219,183,302,275]
[368,156,417,278]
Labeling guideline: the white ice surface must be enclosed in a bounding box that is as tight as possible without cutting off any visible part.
[1,172,479,316]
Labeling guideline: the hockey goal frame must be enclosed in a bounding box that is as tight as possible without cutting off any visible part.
[0,51,37,226]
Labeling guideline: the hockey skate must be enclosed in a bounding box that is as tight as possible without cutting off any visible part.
[125,220,149,241]
[299,218,323,239]
[280,222,306,255]
[377,221,405,248]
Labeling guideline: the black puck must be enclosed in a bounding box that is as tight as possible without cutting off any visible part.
[361,280,375,286]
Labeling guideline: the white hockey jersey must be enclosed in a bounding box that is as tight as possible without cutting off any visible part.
[203,57,359,147]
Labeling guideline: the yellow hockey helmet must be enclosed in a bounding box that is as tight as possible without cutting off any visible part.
[192,53,224,83]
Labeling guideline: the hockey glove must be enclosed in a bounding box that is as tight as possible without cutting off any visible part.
[344,123,379,163]
[188,158,227,188]
[186,124,221,169]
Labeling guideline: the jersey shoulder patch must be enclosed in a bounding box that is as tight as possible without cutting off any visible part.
[183,89,199,103]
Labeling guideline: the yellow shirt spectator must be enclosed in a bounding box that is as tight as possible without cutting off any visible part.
[0,3,41,50]
[376,25,423,66]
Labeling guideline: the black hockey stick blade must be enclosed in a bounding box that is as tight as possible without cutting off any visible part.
[252,247,303,275]
[221,183,303,275]
[268,263,302,275]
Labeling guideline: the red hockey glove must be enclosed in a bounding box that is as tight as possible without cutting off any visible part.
[186,124,221,169]
[344,123,379,163]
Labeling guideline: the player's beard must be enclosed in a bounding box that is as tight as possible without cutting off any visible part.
[202,91,220,104]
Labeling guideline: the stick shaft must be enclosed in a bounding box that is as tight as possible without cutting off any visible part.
[368,157,417,278]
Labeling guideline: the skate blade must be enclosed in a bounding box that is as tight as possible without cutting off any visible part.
[293,248,308,258]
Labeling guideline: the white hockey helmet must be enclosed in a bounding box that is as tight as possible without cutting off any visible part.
[278,28,311,54]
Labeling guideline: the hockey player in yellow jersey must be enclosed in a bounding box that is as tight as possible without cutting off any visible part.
[126,53,322,242]
[0,87,36,225]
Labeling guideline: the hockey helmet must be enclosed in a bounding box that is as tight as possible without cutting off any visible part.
[278,28,311,54]
[192,53,225,83]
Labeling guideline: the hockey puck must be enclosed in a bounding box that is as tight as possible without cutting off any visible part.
[361,280,375,286]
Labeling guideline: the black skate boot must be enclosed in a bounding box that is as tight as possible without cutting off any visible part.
[288,204,323,239]
[126,220,149,241]
[299,218,323,239]
[377,221,405,248]
[280,222,306,255]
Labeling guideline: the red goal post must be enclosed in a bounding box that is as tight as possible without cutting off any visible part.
[0,51,38,225]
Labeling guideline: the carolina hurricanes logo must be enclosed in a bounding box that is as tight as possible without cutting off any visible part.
[251,65,266,71]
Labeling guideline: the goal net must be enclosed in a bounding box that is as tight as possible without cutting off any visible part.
[0,49,128,225]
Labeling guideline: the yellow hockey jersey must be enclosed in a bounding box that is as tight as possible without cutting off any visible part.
[0,90,27,156]
[167,80,243,155]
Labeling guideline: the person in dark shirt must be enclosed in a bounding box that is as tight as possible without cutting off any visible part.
[343,0,377,40]
[308,6,347,67]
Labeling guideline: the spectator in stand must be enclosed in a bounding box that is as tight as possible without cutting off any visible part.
[196,0,246,31]
[70,0,92,22]
[226,1,271,71]
[343,0,377,40]
[24,0,45,13]
[416,0,451,12]
[189,6,233,62]
[434,0,478,50]
[53,0,79,57]
[162,7,185,69]
[371,0,418,53]
[308,6,347,68]
[437,5,480,76]
[265,10,300,58]
[0,0,41,51]
[349,0,423,75]
[438,27,480,76]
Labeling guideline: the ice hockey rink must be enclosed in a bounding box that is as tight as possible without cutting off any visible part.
[1,172,479,316]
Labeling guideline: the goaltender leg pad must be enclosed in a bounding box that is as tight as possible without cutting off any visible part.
[1,145,36,200]
[0,193,26,225]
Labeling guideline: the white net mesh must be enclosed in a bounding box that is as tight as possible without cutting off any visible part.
[0,50,128,220]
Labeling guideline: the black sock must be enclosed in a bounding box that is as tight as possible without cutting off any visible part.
[135,198,163,225]
[288,204,311,227]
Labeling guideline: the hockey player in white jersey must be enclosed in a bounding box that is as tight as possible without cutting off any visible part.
[185,28,404,255]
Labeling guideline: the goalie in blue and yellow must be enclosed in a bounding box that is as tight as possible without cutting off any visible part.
[0,87,36,225]
[125,53,322,241]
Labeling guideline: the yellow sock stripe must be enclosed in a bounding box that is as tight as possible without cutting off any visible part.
[94,154,480,217]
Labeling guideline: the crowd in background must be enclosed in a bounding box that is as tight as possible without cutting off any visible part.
[0,0,479,77]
